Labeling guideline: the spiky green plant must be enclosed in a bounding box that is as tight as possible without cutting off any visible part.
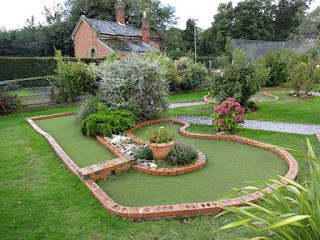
[217,138,320,240]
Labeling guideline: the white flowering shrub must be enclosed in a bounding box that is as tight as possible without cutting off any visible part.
[97,56,169,120]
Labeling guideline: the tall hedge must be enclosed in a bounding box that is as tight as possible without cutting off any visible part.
[0,57,105,81]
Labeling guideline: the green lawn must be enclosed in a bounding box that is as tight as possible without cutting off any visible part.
[99,123,287,207]
[168,90,208,103]
[35,115,116,168]
[1,106,319,239]
[3,89,35,96]
[168,91,320,125]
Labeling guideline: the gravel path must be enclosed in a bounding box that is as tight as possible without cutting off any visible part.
[175,115,320,135]
[169,101,207,108]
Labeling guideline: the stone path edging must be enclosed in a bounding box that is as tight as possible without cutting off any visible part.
[27,113,299,221]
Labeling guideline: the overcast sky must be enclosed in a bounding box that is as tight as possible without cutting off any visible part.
[0,0,319,30]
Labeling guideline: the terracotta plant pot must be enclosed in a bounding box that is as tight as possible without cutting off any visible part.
[148,141,175,159]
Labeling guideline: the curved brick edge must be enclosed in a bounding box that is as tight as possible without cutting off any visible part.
[203,93,278,104]
[27,113,299,221]
[132,151,206,176]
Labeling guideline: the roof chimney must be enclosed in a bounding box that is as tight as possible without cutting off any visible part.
[115,0,125,24]
[141,11,150,44]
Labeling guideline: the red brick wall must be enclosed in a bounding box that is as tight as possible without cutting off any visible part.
[73,21,113,58]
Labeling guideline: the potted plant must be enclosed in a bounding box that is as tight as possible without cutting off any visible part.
[147,126,175,159]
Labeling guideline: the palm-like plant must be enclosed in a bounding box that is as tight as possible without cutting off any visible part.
[217,139,320,240]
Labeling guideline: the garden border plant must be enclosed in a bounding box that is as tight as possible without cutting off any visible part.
[26,113,299,220]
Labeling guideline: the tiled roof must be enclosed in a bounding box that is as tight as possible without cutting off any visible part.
[99,38,156,52]
[86,18,142,37]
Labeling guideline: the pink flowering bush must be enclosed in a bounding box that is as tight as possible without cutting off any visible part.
[211,97,245,131]
[0,92,21,116]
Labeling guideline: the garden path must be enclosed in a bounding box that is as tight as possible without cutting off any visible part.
[175,114,320,136]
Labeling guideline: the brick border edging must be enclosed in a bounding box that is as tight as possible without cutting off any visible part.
[27,113,299,221]
[203,92,279,104]
[132,151,206,176]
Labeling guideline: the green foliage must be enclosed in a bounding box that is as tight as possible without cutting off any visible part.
[0,57,56,81]
[218,139,320,240]
[209,49,270,106]
[0,92,21,116]
[146,126,174,143]
[80,109,136,137]
[263,49,290,87]
[288,58,320,95]
[97,55,169,120]
[76,96,101,124]
[134,146,153,160]
[53,50,98,102]
[174,57,207,91]
[167,141,198,166]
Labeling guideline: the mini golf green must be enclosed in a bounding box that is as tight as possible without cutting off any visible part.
[35,115,116,168]
[98,123,288,207]
[209,92,275,103]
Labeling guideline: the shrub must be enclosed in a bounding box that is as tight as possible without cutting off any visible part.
[174,57,207,91]
[263,49,290,87]
[134,146,153,160]
[76,96,101,124]
[218,139,320,240]
[97,56,169,120]
[167,141,198,166]
[0,92,21,116]
[53,50,98,103]
[146,126,175,144]
[211,97,245,131]
[209,49,270,107]
[288,59,320,95]
[80,110,136,137]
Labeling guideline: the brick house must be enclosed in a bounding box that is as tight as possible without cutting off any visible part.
[71,0,164,58]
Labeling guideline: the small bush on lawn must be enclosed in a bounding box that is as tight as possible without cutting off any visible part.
[218,139,320,240]
[174,57,207,91]
[288,58,320,96]
[76,96,101,123]
[0,92,20,116]
[167,141,198,166]
[209,49,270,107]
[97,56,169,120]
[211,97,245,131]
[80,110,136,137]
[134,146,153,160]
[53,50,98,102]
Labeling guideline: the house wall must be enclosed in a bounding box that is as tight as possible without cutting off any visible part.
[73,21,113,58]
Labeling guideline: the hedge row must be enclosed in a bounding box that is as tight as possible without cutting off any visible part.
[0,57,106,81]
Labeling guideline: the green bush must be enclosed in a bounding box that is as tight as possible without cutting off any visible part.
[80,109,136,137]
[167,141,198,166]
[0,92,21,116]
[218,139,320,240]
[134,146,153,160]
[76,96,101,124]
[174,57,207,91]
[288,58,320,95]
[209,49,270,107]
[97,55,169,120]
[53,50,98,102]
[263,49,290,87]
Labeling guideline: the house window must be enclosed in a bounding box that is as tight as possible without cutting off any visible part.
[91,48,96,58]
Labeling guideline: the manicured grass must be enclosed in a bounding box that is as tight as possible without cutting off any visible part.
[208,91,275,102]
[0,107,259,239]
[3,89,35,96]
[168,90,208,103]
[168,91,320,125]
[35,115,116,168]
[99,123,287,207]
[1,107,319,239]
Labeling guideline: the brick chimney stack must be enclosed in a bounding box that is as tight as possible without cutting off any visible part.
[141,11,150,44]
[115,0,125,24]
